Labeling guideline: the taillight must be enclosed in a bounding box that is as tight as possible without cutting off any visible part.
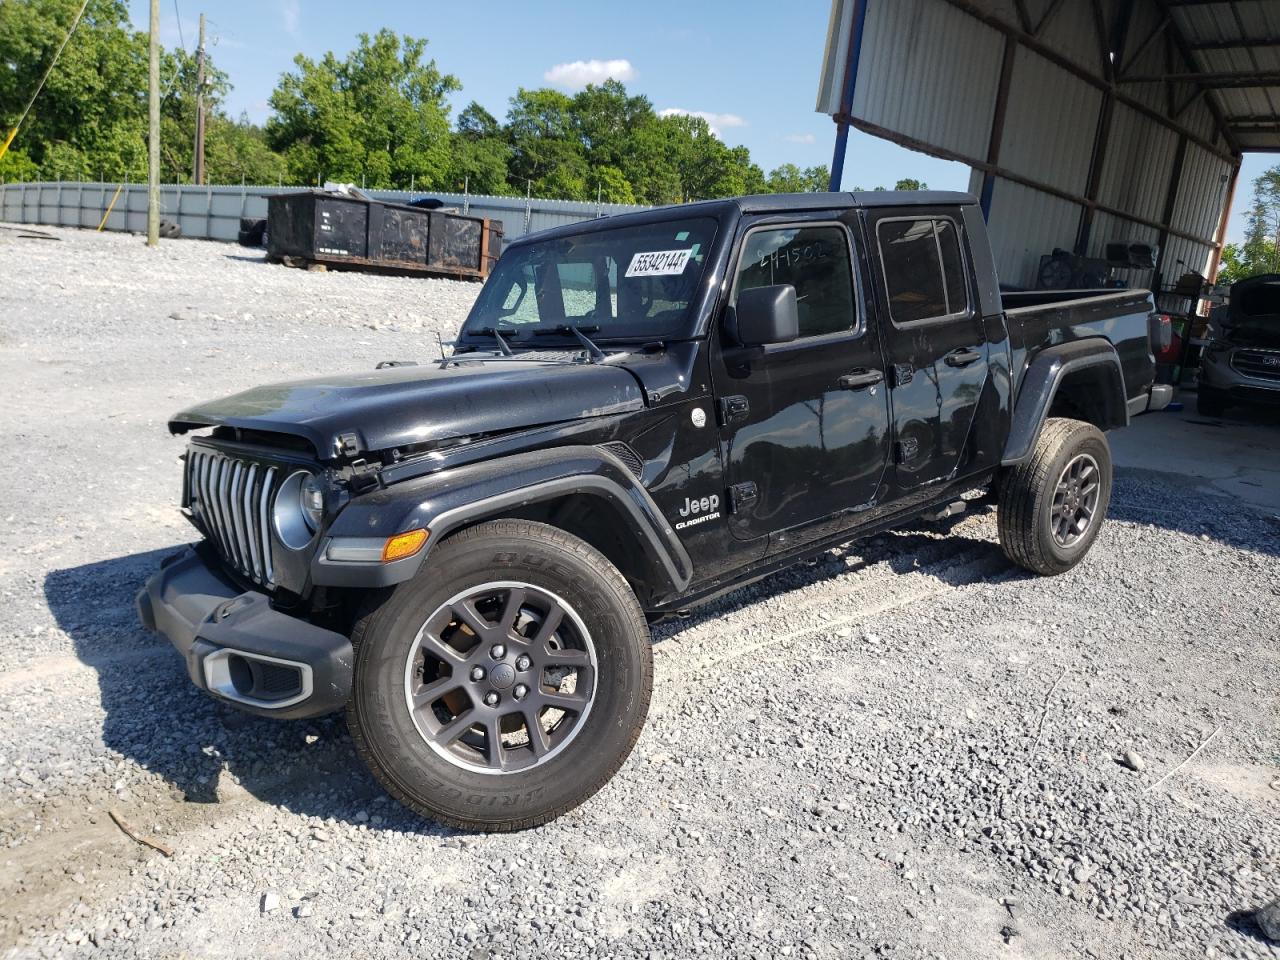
[1152,312,1174,358]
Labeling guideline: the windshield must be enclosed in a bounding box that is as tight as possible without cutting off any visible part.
[461,217,719,342]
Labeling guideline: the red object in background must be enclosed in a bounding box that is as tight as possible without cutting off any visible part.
[1154,314,1180,363]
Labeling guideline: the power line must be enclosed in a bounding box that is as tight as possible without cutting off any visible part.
[173,0,186,51]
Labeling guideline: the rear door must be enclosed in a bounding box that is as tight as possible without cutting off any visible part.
[711,218,892,543]
[866,211,988,489]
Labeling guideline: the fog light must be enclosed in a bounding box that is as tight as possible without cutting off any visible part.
[382,528,428,562]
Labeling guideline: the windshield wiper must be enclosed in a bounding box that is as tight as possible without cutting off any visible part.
[532,324,606,363]
[471,325,516,356]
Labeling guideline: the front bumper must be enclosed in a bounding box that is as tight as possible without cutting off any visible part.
[136,547,353,719]
[1199,350,1280,404]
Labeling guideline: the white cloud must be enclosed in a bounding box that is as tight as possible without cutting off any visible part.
[658,108,747,136]
[543,59,636,90]
[281,0,300,34]
[784,132,817,145]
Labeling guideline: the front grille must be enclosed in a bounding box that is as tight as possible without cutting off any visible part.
[1231,349,1280,382]
[186,448,279,586]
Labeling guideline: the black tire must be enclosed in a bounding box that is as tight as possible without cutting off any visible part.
[997,418,1112,576]
[237,218,267,247]
[158,218,181,239]
[1196,387,1227,418]
[346,519,652,831]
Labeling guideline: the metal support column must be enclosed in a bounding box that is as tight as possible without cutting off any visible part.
[1153,135,1189,284]
[828,0,870,192]
[1074,91,1115,255]
[980,35,1017,219]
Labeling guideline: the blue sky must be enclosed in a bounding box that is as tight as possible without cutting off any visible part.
[124,0,967,192]
[126,0,1262,245]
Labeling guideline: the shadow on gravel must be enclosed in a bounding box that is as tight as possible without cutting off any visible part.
[1110,467,1280,559]
[42,550,430,832]
[655,523,1013,640]
[1225,909,1279,947]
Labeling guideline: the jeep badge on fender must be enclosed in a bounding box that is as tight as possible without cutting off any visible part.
[138,191,1171,831]
[675,494,721,530]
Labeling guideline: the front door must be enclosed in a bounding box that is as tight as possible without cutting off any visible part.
[866,211,989,489]
[712,220,892,543]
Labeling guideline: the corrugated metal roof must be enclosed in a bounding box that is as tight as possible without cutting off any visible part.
[1169,0,1280,150]
[1096,104,1178,225]
[852,0,1004,160]
[821,0,1255,289]
[998,46,1102,191]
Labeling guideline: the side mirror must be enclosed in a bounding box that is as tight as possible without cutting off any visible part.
[735,284,799,346]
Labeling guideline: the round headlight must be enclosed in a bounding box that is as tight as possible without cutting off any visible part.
[274,471,324,550]
[299,473,325,532]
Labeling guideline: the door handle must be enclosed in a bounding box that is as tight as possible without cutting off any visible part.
[944,348,982,367]
[837,369,885,390]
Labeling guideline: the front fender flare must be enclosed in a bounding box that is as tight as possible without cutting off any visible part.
[311,445,694,595]
[1002,339,1127,466]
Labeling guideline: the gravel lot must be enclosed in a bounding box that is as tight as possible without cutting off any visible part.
[1,225,1278,960]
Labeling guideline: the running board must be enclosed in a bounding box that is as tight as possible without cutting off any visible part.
[923,500,967,522]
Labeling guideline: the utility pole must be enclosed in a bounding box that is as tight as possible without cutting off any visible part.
[146,0,160,245]
[193,13,206,185]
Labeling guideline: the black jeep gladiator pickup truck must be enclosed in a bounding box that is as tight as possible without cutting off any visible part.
[138,191,1172,830]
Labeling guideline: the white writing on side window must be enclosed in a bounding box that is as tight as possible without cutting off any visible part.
[625,249,694,278]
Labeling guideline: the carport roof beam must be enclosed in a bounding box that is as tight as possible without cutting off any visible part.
[936,0,1237,163]
[1122,71,1280,87]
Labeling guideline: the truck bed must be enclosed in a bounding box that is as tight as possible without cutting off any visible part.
[1002,288,1157,405]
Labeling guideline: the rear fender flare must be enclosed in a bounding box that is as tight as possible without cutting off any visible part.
[1002,339,1127,466]
[312,445,693,595]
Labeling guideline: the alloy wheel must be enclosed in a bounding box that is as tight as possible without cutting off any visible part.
[1050,452,1101,547]
[403,582,597,774]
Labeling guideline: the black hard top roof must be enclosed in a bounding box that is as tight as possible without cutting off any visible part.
[740,190,977,211]
[511,191,979,247]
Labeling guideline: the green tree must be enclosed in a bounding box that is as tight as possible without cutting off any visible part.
[592,165,635,204]
[504,87,589,198]
[0,0,151,180]
[456,102,501,140]
[266,30,458,188]
[442,101,509,194]
[204,114,287,184]
[1223,168,1280,282]
[658,112,762,202]
[765,163,830,193]
[894,177,928,190]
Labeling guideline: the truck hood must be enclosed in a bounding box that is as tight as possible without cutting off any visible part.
[169,355,646,459]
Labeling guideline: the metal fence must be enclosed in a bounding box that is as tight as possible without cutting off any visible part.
[0,181,652,243]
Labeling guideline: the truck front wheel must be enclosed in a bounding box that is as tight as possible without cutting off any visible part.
[346,519,652,831]
[1196,387,1228,417]
[997,417,1113,576]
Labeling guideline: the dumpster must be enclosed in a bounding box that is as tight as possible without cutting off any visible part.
[266,190,502,280]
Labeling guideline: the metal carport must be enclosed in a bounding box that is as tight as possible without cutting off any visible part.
[818,0,1280,293]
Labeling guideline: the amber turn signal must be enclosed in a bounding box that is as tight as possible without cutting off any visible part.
[381,528,428,562]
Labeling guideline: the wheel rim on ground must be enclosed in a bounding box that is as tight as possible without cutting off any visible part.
[1050,452,1101,547]
[402,581,597,775]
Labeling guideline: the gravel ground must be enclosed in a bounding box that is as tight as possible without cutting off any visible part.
[1,225,1278,960]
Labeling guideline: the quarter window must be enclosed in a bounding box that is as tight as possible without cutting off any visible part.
[876,218,969,324]
[734,225,857,338]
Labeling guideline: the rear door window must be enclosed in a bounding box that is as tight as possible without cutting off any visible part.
[876,217,969,325]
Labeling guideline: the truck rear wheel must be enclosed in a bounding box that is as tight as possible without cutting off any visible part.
[997,417,1112,576]
[346,519,652,831]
